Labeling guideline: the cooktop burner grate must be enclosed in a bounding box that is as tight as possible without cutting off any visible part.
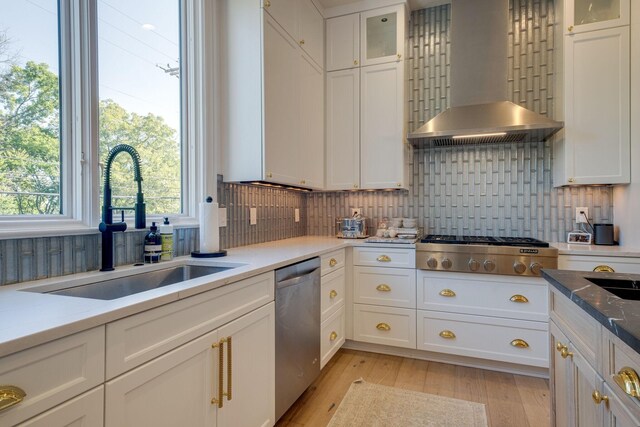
[420,235,549,248]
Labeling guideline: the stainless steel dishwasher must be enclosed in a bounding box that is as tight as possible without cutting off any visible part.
[275,257,321,421]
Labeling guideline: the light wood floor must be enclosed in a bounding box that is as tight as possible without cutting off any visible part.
[276,348,550,427]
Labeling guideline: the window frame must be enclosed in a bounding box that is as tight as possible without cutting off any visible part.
[0,0,215,238]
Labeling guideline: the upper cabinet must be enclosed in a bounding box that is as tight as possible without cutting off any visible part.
[326,14,360,71]
[554,0,631,186]
[564,0,630,34]
[360,5,405,67]
[264,0,324,69]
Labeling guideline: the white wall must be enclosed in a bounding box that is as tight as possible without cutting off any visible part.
[613,2,640,246]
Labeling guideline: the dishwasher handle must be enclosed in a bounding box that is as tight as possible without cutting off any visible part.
[276,268,320,289]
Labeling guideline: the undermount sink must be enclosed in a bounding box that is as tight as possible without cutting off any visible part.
[26,265,237,300]
[586,277,640,301]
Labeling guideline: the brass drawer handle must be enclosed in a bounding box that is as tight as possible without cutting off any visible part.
[613,367,640,398]
[376,284,391,292]
[510,294,529,303]
[568,25,574,32]
[211,340,224,407]
[376,323,391,331]
[511,339,530,348]
[299,39,305,45]
[376,255,391,262]
[329,258,337,267]
[556,342,573,359]
[330,331,338,341]
[439,289,456,297]
[0,386,26,413]
[353,59,358,65]
[329,289,338,299]
[439,330,456,339]
[264,0,271,7]
[592,390,609,406]
[225,336,232,402]
[594,265,615,273]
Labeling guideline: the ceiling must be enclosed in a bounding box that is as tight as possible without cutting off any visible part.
[316,0,450,11]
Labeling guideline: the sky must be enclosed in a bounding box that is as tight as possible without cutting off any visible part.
[0,0,181,131]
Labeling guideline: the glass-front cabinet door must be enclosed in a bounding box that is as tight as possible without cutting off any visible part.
[360,4,405,67]
[565,0,629,34]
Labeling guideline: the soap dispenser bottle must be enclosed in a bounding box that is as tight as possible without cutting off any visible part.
[144,222,162,263]
[159,217,174,261]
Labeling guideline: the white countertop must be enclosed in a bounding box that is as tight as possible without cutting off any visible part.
[0,236,415,358]
[552,242,640,257]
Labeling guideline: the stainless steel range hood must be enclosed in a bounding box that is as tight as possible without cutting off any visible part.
[407,0,563,147]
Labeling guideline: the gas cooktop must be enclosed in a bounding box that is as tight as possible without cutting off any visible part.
[420,235,549,248]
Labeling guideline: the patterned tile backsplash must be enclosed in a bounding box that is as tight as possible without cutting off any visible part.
[0,0,615,286]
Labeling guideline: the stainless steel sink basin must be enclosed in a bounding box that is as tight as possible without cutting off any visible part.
[31,265,236,300]
[586,277,640,301]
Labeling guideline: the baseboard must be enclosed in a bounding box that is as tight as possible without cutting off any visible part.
[342,339,550,379]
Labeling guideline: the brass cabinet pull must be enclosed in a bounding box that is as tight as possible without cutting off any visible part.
[510,294,529,303]
[568,25,574,32]
[397,53,402,59]
[594,265,615,273]
[439,330,456,339]
[299,39,305,45]
[264,0,271,7]
[266,172,273,178]
[613,367,640,398]
[353,59,358,65]
[376,255,391,262]
[592,390,609,406]
[511,339,530,348]
[568,177,575,183]
[0,386,26,413]
[376,323,391,331]
[556,342,573,359]
[330,331,338,341]
[439,289,456,297]
[376,284,391,292]
[329,289,338,299]
[225,336,232,402]
[211,340,224,407]
[329,258,337,267]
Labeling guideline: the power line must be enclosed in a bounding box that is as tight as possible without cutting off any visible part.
[24,0,55,16]
[98,18,177,63]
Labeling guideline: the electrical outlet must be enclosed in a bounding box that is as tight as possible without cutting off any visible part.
[294,208,300,223]
[218,208,227,227]
[351,208,362,217]
[575,207,589,224]
[250,207,257,225]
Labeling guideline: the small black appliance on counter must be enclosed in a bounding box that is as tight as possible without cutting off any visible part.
[593,224,615,245]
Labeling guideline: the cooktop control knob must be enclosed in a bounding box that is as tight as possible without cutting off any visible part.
[468,259,480,271]
[513,261,527,275]
[483,260,496,272]
[530,262,542,276]
[441,258,452,270]
[426,257,438,269]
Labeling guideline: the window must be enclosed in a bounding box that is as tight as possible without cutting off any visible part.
[0,0,62,216]
[98,0,183,215]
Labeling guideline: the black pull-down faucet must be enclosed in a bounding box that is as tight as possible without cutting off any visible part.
[99,144,146,271]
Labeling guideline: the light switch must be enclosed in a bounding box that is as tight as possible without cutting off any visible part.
[250,207,257,225]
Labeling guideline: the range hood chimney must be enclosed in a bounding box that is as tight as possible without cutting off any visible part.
[407,0,563,147]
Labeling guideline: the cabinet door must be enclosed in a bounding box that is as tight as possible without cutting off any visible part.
[360,62,405,189]
[573,344,604,427]
[603,383,640,427]
[550,322,572,427]
[18,387,104,427]
[562,26,630,185]
[298,0,324,69]
[326,14,360,71]
[263,0,297,39]
[264,14,301,186]
[360,5,404,67]
[565,0,629,34]
[105,329,218,427]
[326,69,360,190]
[298,50,325,189]
[217,303,275,427]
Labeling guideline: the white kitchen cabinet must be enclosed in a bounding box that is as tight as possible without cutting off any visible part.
[221,1,324,189]
[18,387,104,427]
[360,61,408,189]
[320,249,346,368]
[326,13,360,71]
[564,0,629,34]
[555,26,630,186]
[105,303,275,427]
[262,0,296,39]
[326,69,360,190]
[360,4,405,67]
[558,254,640,274]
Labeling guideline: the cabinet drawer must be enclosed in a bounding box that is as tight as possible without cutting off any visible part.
[18,386,104,427]
[417,271,547,321]
[106,271,274,379]
[321,267,345,321]
[353,247,415,268]
[353,304,416,349]
[559,255,640,274]
[0,327,105,426]
[549,288,601,367]
[603,331,640,416]
[321,306,345,369]
[418,310,548,368]
[354,266,416,308]
[321,249,346,276]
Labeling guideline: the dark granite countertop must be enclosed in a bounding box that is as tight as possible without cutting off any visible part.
[542,269,640,354]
